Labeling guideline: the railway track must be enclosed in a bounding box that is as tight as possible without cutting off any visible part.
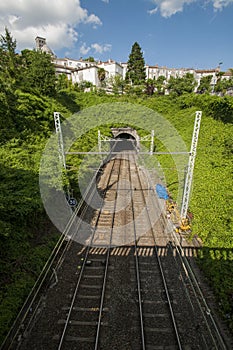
[3,150,229,350]
[126,154,181,349]
[56,154,122,350]
[135,153,229,349]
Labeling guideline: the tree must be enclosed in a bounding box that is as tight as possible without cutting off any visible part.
[167,73,196,96]
[125,42,146,85]
[214,72,233,95]
[214,71,225,93]
[145,79,155,95]
[0,28,19,136]
[76,80,93,92]
[98,68,106,86]
[154,75,166,94]
[20,49,56,97]
[197,75,213,94]
[56,73,70,91]
[108,75,125,94]
[83,56,95,62]
[0,27,20,88]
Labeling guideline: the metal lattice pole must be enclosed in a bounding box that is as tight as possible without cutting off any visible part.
[54,112,67,170]
[180,111,202,219]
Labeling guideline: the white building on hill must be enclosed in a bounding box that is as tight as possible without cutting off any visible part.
[98,59,123,79]
[195,69,218,89]
[72,65,100,86]
[52,57,100,85]
[35,37,232,91]
[52,57,124,86]
[145,65,196,80]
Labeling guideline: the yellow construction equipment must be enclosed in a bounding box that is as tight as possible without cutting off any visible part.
[175,218,191,234]
[166,200,191,233]
[180,218,191,231]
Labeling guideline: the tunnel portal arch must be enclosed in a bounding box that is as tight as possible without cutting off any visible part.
[111,127,140,151]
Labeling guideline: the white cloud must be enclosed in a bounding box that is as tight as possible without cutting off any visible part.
[102,0,109,3]
[85,14,102,26]
[150,0,195,17]
[151,0,233,17]
[91,43,112,54]
[0,0,102,51]
[79,42,112,56]
[212,0,233,10]
[80,43,91,55]
[148,7,158,15]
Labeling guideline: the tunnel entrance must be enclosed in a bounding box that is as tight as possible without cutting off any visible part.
[111,127,140,152]
[114,133,136,151]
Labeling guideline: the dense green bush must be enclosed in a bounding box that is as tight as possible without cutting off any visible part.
[176,93,233,124]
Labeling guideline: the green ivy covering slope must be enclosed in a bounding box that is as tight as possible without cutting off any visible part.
[0,90,232,344]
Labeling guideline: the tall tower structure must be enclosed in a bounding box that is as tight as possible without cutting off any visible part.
[35,36,55,56]
[35,36,46,50]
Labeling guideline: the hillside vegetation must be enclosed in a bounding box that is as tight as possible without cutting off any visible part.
[0,90,232,343]
[0,30,232,343]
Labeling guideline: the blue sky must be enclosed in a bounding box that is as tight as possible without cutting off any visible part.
[0,0,232,71]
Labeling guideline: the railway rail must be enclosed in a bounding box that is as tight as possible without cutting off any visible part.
[56,155,121,350]
[2,149,230,350]
[127,154,182,349]
[136,152,228,349]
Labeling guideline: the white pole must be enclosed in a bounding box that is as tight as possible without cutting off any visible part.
[150,130,154,155]
[180,111,202,219]
[98,130,101,153]
[54,112,67,170]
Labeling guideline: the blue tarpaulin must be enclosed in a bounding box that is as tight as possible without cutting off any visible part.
[156,184,169,200]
